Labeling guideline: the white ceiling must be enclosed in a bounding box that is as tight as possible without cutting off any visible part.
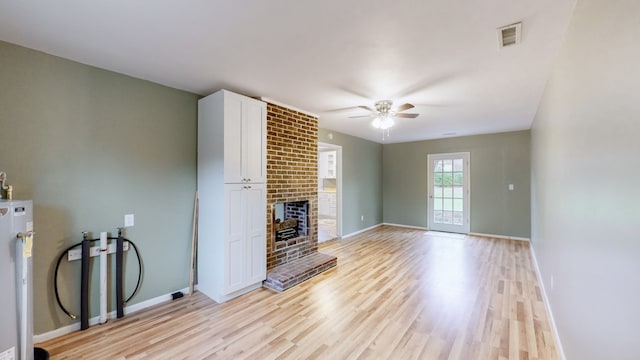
[0,0,576,143]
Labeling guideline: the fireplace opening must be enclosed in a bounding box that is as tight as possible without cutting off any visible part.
[273,200,309,242]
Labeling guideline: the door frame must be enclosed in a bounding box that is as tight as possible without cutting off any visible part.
[318,142,342,240]
[427,152,471,233]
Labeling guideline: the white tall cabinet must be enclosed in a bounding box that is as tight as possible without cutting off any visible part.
[198,89,267,303]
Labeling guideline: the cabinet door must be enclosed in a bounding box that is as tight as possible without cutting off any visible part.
[223,95,244,183]
[245,184,266,283]
[243,100,266,183]
[224,184,246,293]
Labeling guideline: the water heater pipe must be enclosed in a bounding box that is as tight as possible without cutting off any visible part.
[80,234,90,330]
[99,232,108,324]
[17,232,33,360]
[21,240,27,360]
[116,233,124,318]
[0,171,12,200]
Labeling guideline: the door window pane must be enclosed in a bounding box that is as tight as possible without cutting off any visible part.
[443,211,453,224]
[434,186,443,197]
[453,211,463,225]
[443,187,453,198]
[454,159,463,171]
[443,173,453,185]
[453,172,463,185]
[434,173,443,185]
[434,198,443,210]
[453,186,463,198]
[443,198,453,211]
[434,210,443,223]
[443,160,453,172]
[453,199,463,212]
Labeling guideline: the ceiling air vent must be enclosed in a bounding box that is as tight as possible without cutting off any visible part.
[497,22,522,48]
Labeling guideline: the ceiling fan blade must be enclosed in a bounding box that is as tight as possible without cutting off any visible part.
[358,105,375,112]
[395,103,415,112]
[394,113,419,118]
[348,114,373,119]
[323,106,362,113]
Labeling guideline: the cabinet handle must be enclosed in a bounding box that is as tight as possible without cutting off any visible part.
[243,185,252,189]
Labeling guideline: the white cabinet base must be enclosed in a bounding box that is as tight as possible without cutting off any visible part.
[200,282,263,304]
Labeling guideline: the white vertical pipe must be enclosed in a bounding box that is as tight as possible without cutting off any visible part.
[99,232,108,324]
[20,237,27,360]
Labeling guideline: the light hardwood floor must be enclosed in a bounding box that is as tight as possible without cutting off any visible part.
[38,226,559,359]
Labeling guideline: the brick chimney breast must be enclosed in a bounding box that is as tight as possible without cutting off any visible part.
[265,103,319,270]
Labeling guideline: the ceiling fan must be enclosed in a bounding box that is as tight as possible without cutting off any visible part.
[349,100,419,131]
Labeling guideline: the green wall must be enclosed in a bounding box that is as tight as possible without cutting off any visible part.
[318,129,383,235]
[531,1,640,358]
[383,131,531,238]
[0,41,199,334]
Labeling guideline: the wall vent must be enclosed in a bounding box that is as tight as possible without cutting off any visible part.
[497,22,522,48]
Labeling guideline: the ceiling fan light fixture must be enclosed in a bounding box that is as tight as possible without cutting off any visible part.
[381,117,394,129]
[352,99,416,138]
[371,116,394,130]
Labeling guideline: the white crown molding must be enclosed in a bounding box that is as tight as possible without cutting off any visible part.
[259,97,319,118]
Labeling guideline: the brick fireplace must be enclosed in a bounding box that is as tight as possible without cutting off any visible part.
[264,101,336,291]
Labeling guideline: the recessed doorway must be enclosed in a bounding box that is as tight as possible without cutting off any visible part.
[318,142,342,242]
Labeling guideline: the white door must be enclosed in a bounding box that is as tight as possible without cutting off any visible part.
[223,94,244,183]
[224,184,245,292]
[224,183,266,293]
[223,93,266,184]
[245,183,266,284]
[427,152,470,233]
[244,99,266,183]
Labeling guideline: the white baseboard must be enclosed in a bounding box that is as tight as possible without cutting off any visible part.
[341,223,382,239]
[341,225,529,242]
[34,286,190,344]
[529,245,566,360]
[382,223,428,231]
[468,232,530,242]
[341,223,430,238]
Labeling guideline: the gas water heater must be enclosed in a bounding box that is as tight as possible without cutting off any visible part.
[0,200,34,360]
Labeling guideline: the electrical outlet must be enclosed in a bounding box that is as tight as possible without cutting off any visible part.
[68,248,81,261]
[361,215,364,222]
[124,214,135,227]
[508,184,514,191]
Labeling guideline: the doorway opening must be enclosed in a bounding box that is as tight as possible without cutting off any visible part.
[318,142,342,242]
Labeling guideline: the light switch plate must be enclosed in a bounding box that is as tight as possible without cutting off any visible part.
[508,184,514,191]
[124,214,134,227]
